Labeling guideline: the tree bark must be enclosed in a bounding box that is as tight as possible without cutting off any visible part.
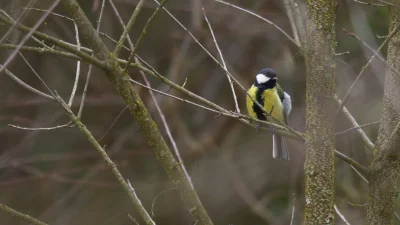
[304,0,337,224]
[367,3,400,224]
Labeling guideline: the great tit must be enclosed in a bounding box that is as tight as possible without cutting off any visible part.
[246,68,292,160]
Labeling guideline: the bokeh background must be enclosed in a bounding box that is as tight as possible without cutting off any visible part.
[0,0,391,224]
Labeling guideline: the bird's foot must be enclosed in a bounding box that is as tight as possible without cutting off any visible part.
[268,126,276,135]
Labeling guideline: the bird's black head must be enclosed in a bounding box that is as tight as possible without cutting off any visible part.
[254,68,278,88]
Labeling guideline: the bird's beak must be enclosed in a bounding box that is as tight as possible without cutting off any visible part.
[272,77,278,80]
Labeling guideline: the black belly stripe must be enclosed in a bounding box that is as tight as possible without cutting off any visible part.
[253,88,266,121]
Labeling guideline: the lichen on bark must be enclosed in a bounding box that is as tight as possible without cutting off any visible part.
[304,0,337,224]
[367,3,400,224]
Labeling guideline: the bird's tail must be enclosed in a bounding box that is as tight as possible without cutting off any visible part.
[272,133,289,160]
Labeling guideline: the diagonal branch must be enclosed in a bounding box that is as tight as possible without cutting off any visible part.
[0,0,60,75]
[54,93,156,225]
[0,203,49,225]
[59,1,213,224]
[202,8,240,113]
[113,0,147,57]
[336,24,400,116]
[123,0,168,72]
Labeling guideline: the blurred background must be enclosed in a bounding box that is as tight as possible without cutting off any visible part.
[0,0,391,224]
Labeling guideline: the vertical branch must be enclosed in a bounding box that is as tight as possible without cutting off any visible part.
[78,0,106,118]
[367,2,400,224]
[68,22,81,107]
[304,0,337,224]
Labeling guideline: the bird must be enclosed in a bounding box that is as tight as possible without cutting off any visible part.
[246,68,292,160]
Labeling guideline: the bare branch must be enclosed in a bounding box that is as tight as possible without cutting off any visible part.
[78,0,106,118]
[336,120,380,136]
[123,0,169,72]
[214,0,299,47]
[0,0,36,45]
[335,95,374,150]
[353,0,385,6]
[202,8,240,113]
[151,188,175,217]
[336,24,400,116]
[68,22,81,107]
[97,105,129,141]
[290,193,296,225]
[54,92,156,225]
[127,180,156,225]
[0,0,61,75]
[2,65,55,101]
[113,0,147,57]
[334,204,352,225]
[8,122,71,131]
[0,203,49,225]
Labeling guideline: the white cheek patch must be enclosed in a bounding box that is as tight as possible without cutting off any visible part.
[256,74,270,84]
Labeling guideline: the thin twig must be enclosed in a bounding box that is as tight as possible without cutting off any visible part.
[113,0,147,57]
[214,0,299,47]
[151,188,175,216]
[127,180,156,225]
[68,22,81,107]
[78,0,106,118]
[2,65,55,101]
[353,0,385,6]
[0,11,109,70]
[290,193,296,225]
[0,0,36,45]
[123,0,169,72]
[335,95,374,150]
[350,165,369,184]
[202,7,240,113]
[130,79,223,114]
[336,120,380,136]
[334,204,352,225]
[108,0,135,50]
[283,0,301,46]
[335,150,367,175]
[0,203,49,225]
[128,215,140,225]
[23,7,74,20]
[8,122,71,131]
[141,75,194,188]
[0,0,60,75]
[97,105,129,141]
[0,44,82,61]
[343,28,400,75]
[336,24,400,116]
[108,0,193,187]
[53,92,156,225]
[18,53,53,94]
[335,51,350,56]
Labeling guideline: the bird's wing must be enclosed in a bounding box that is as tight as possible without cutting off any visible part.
[282,92,292,124]
[276,84,292,123]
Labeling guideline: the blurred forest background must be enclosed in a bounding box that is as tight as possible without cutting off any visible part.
[0,0,392,224]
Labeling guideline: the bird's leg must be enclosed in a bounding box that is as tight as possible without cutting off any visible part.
[268,105,275,135]
[255,123,261,131]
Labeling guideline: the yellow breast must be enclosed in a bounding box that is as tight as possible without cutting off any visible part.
[246,85,285,123]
